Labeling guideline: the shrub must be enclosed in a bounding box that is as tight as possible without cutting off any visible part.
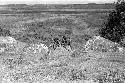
[98,1,125,45]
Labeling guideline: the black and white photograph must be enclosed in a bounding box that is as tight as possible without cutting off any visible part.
[0,0,125,83]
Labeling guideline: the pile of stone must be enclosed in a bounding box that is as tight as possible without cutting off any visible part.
[84,36,123,53]
[0,36,49,53]
[0,36,17,53]
[0,36,73,63]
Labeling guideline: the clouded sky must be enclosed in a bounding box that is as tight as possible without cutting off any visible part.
[0,0,117,5]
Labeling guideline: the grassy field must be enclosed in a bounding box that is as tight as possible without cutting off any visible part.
[1,4,125,83]
[0,4,111,45]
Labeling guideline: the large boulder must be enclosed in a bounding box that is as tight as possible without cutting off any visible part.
[84,36,123,53]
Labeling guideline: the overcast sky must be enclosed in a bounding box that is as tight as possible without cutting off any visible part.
[0,0,117,5]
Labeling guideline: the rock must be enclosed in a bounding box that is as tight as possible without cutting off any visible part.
[49,46,71,57]
[24,43,49,54]
[84,79,98,83]
[22,43,49,63]
[85,36,123,53]
[0,36,16,53]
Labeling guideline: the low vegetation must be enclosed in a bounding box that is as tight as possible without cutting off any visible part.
[1,2,125,83]
[99,1,125,46]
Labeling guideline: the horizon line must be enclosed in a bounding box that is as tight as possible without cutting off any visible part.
[0,2,115,5]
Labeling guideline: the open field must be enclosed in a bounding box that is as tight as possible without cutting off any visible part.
[1,4,125,83]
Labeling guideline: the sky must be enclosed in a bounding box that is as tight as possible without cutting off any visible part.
[0,0,117,5]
